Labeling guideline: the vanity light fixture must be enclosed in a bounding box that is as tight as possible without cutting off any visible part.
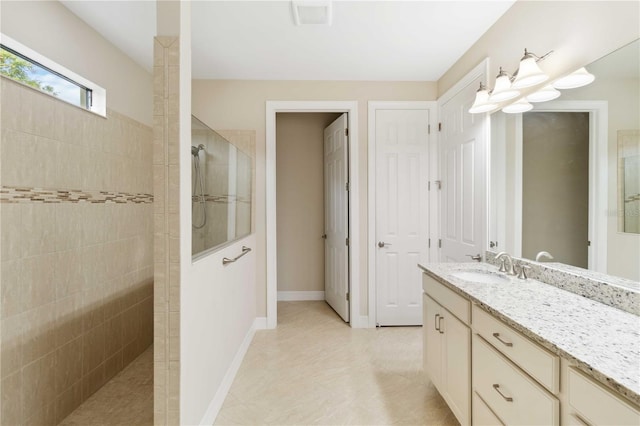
[468,82,498,114]
[488,67,520,102]
[469,47,553,114]
[552,67,595,89]
[512,48,553,89]
[502,98,533,114]
[526,84,561,103]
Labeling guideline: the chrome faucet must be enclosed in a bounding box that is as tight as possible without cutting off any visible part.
[495,252,517,276]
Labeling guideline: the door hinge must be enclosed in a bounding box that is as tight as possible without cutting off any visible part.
[345,238,349,246]
[346,292,350,301]
[587,240,591,247]
[438,239,442,248]
[345,128,349,137]
[438,122,442,132]
[428,124,431,135]
[346,182,350,191]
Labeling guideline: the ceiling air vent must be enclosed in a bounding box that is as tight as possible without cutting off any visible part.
[291,1,332,26]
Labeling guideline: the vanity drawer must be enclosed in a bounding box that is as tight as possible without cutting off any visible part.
[472,304,559,394]
[423,275,470,324]
[568,367,640,425]
[473,391,505,426]
[473,334,559,425]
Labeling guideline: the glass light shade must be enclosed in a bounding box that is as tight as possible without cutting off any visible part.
[468,88,497,114]
[502,98,533,114]
[526,85,561,103]
[552,67,595,89]
[512,56,549,89]
[489,74,520,102]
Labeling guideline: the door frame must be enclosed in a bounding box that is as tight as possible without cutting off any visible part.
[367,101,437,328]
[512,100,608,273]
[266,101,361,329]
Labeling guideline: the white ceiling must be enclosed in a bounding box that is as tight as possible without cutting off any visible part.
[62,1,516,81]
[61,1,156,74]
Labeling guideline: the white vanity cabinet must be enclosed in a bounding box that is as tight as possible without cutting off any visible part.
[423,276,471,426]
[421,270,640,426]
[473,334,559,425]
[566,367,640,426]
[471,304,560,425]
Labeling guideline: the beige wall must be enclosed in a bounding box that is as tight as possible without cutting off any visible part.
[192,80,436,317]
[438,1,640,98]
[0,0,153,126]
[276,113,341,293]
[0,77,153,425]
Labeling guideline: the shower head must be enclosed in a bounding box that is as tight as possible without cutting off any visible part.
[191,144,205,157]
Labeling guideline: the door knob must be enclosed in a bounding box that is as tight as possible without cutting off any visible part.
[466,254,482,262]
[378,241,391,248]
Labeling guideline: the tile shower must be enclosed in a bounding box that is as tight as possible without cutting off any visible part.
[0,77,154,425]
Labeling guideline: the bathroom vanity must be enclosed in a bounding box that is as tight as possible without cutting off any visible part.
[419,261,640,426]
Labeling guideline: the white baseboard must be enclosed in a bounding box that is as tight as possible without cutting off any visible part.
[253,316,268,330]
[199,318,262,425]
[277,291,325,301]
[351,315,370,328]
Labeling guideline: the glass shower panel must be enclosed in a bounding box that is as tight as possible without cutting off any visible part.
[191,116,252,258]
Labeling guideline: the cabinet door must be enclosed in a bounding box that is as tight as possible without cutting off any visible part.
[424,294,442,389]
[442,310,471,425]
[473,392,505,426]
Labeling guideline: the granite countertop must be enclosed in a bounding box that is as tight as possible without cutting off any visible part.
[419,262,640,406]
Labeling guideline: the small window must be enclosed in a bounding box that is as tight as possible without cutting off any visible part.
[0,34,106,116]
[1,45,92,109]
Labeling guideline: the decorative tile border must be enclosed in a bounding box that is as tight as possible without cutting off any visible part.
[191,194,251,204]
[486,251,640,315]
[0,185,153,204]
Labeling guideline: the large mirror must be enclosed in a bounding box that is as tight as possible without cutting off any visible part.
[191,116,253,258]
[489,39,640,282]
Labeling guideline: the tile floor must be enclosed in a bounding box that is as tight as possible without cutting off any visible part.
[55,302,457,426]
[58,346,153,426]
[215,301,458,425]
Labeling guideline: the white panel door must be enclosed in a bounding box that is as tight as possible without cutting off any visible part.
[440,78,487,262]
[324,114,349,322]
[375,109,429,326]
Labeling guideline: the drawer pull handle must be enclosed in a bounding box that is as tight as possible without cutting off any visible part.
[571,413,592,426]
[492,384,513,402]
[435,314,440,331]
[492,332,513,347]
[438,316,444,334]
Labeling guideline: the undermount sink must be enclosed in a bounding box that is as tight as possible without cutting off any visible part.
[450,270,510,284]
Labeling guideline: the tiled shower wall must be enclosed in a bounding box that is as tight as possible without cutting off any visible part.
[153,36,181,425]
[0,77,154,425]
